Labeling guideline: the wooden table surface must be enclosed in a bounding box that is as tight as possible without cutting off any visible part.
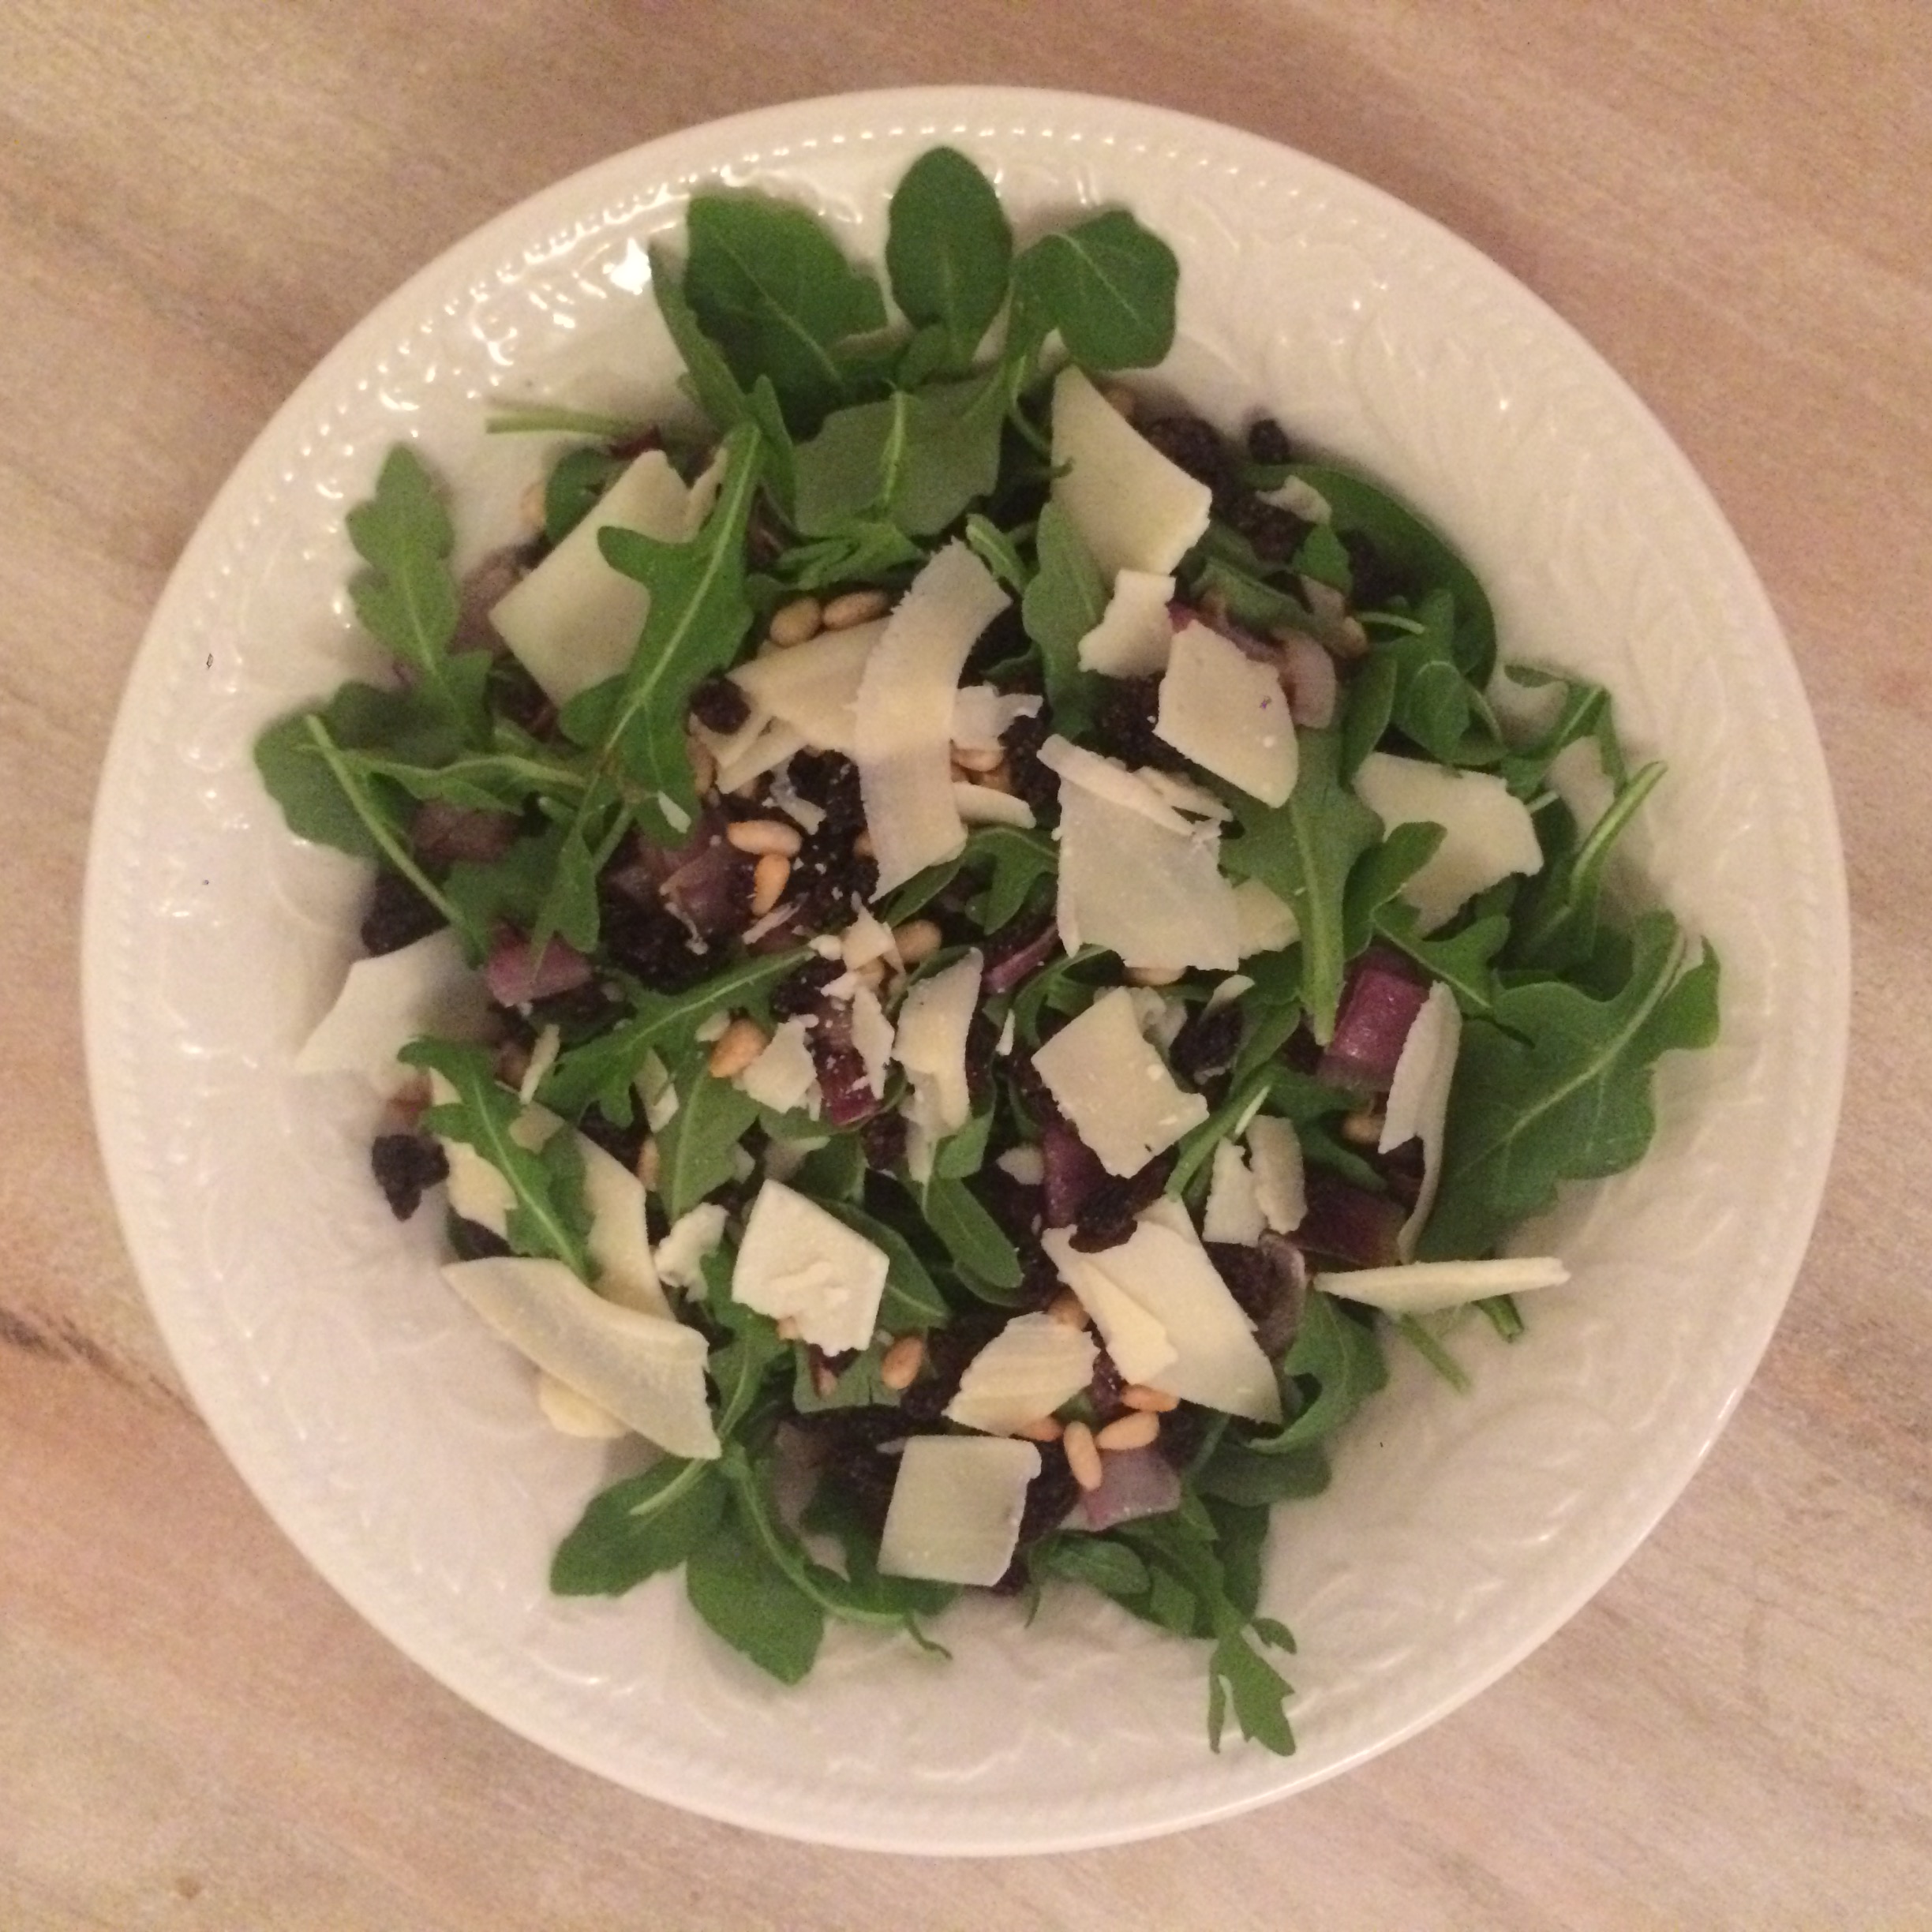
[7,2,1930,1925]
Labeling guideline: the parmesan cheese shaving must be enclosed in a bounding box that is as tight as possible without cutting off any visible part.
[294,929,491,1094]
[1380,982,1462,1259]
[878,1436,1042,1586]
[732,620,883,754]
[1031,987,1208,1176]
[1050,367,1212,578]
[1354,751,1543,932]
[1312,1256,1569,1315]
[1076,568,1178,676]
[1154,620,1298,806]
[944,1313,1098,1436]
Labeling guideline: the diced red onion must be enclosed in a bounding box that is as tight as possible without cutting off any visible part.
[1080,1446,1183,1531]
[1279,631,1338,728]
[661,834,754,939]
[1041,1120,1106,1228]
[485,932,593,1007]
[1297,1170,1406,1269]
[984,919,1060,996]
[1318,949,1430,1092]
[410,800,519,867]
[604,807,729,898]
[807,1002,879,1127]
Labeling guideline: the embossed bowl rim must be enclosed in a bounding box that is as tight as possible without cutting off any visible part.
[84,88,1848,1852]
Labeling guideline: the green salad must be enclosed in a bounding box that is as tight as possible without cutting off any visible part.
[260,147,1719,1754]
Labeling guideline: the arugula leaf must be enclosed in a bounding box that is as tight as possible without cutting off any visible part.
[966,826,1058,932]
[931,1107,994,1181]
[1341,820,1444,960]
[1035,1534,1154,1598]
[656,1054,762,1222]
[1012,945,1109,1046]
[343,446,487,742]
[682,192,889,436]
[1496,664,1631,797]
[1504,763,1666,975]
[1419,911,1720,1260]
[485,399,647,440]
[919,1174,1024,1294]
[402,1038,596,1279]
[790,1133,867,1203]
[684,1492,826,1685]
[1020,501,1105,736]
[1194,1438,1332,1506]
[1240,1291,1390,1455]
[549,1458,725,1595]
[1011,209,1178,370]
[773,518,926,591]
[1373,588,1502,767]
[885,146,1013,374]
[1228,946,1306,1084]
[537,945,811,1124]
[811,1197,949,1331]
[1221,731,1382,1044]
[1374,903,1508,1015]
[963,512,1030,595]
[543,444,628,545]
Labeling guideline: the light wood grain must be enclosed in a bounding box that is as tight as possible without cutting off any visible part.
[6,2,1930,1924]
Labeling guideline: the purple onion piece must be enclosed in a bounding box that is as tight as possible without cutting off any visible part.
[1040,1121,1107,1229]
[410,799,519,867]
[1281,631,1338,728]
[1297,1170,1406,1270]
[485,931,594,1007]
[809,1001,881,1128]
[1080,1445,1183,1531]
[1318,949,1430,1092]
[661,834,754,939]
[984,919,1060,996]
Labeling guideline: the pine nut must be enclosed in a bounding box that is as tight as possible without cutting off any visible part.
[878,1335,925,1391]
[1013,1415,1065,1443]
[1126,964,1184,988]
[751,852,791,916]
[725,818,802,857]
[812,1357,838,1398]
[892,918,942,967]
[822,587,889,630]
[767,596,823,647]
[1340,1108,1384,1147]
[707,1016,769,1080]
[1119,1383,1179,1413]
[1063,1420,1103,1492]
[1095,1410,1161,1452]
[492,1039,531,1087]
[1046,1291,1088,1330]
[685,734,717,797]
[634,1138,661,1192]
[519,479,547,532]
[951,743,1005,773]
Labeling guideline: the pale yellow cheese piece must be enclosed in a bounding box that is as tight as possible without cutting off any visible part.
[1354,751,1543,933]
[1050,367,1211,578]
[1314,1256,1568,1315]
[877,1436,1042,1586]
[1032,987,1208,1178]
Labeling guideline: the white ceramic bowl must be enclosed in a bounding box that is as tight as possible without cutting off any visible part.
[83,88,1848,1853]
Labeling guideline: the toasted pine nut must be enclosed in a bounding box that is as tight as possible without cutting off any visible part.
[1063,1420,1103,1492]
[492,1039,531,1087]
[892,918,942,967]
[878,1335,925,1391]
[519,479,547,532]
[707,1016,769,1080]
[812,1357,838,1398]
[951,743,1005,774]
[1095,1410,1161,1452]
[1119,1382,1179,1413]
[1340,1108,1384,1147]
[1046,1291,1088,1330]
[972,760,1013,795]
[634,1137,661,1192]
[822,587,889,630]
[685,734,717,797]
[852,829,875,860]
[767,595,823,648]
[1126,964,1184,988]
[1013,1415,1065,1443]
[776,1315,802,1342]
[725,818,802,858]
[751,852,791,917]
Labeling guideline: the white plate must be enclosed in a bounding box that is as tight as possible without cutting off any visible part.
[83,88,1848,1853]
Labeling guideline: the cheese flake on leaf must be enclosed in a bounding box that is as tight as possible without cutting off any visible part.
[878,1436,1042,1586]
[1245,1116,1307,1234]
[441,1255,720,1458]
[1232,877,1300,957]
[1380,982,1462,1260]
[735,1016,822,1118]
[1354,751,1542,932]
[732,619,884,755]
[295,930,491,1093]
[893,950,983,1162]
[1155,620,1299,806]
[953,782,1036,828]
[1049,367,1211,578]
[1076,568,1178,676]
[1032,987,1208,1177]
[654,1202,728,1294]
[1039,1228,1177,1383]
[1314,1255,1568,1314]
[1204,1139,1266,1244]
[731,1179,889,1354]
[855,543,1009,893]
[944,1312,1098,1435]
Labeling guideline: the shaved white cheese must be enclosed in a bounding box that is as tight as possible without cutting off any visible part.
[838,907,898,969]
[732,620,883,754]
[635,1049,680,1133]
[953,782,1036,828]
[1206,972,1255,1013]
[951,683,1041,752]
[1032,987,1208,1177]
[893,951,983,1169]
[995,1144,1045,1186]
[578,1136,670,1317]
[1079,1215,1282,1422]
[848,983,895,1099]
[1050,367,1211,578]
[1133,766,1230,821]
[766,759,828,836]
[1314,1256,1569,1314]
[1380,983,1462,1259]
[714,718,806,797]
[731,1180,889,1354]
[535,1372,630,1439]
[654,1202,728,1294]
[1245,1117,1307,1234]
[1076,568,1178,676]
[517,1024,562,1104]
[855,544,1009,893]
[1050,759,1240,970]
[1354,752,1543,932]
[1204,1140,1266,1245]
[489,448,695,705]
[1039,1230,1177,1383]
[995,1010,1017,1058]
[1155,621,1298,806]
[443,1256,720,1458]
[1039,734,1191,832]
[944,1312,1098,1435]
[878,1436,1041,1586]
[295,930,490,1092]
[735,1016,821,1118]
[1262,474,1332,523]
[1233,877,1300,957]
